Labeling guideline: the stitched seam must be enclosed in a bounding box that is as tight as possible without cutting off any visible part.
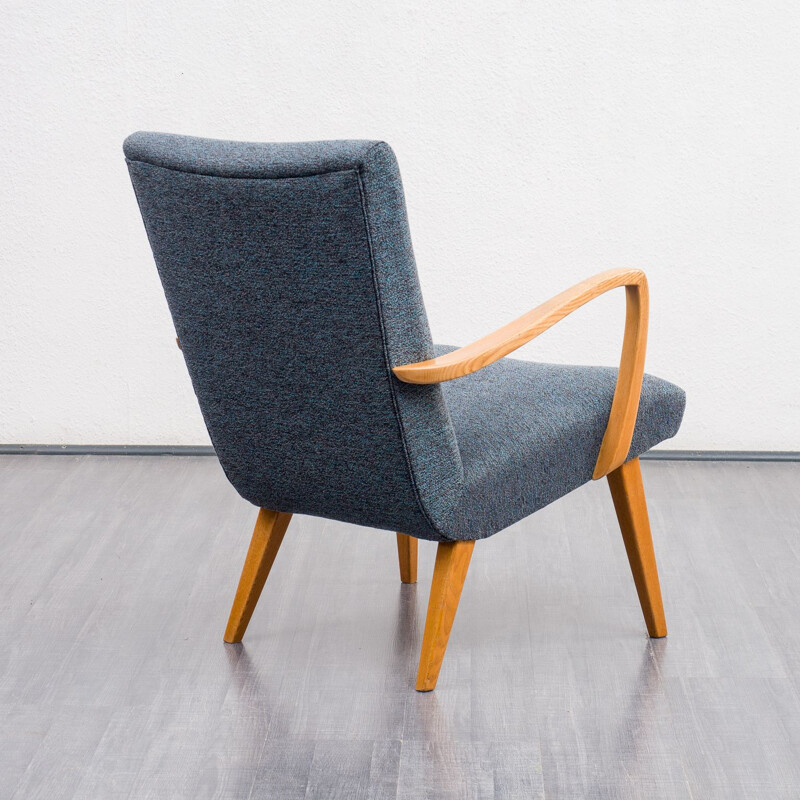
[125,157,362,182]
[355,167,450,541]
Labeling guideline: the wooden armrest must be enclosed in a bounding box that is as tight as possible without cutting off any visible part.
[392,268,649,479]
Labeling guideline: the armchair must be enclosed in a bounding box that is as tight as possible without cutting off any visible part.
[124,132,685,691]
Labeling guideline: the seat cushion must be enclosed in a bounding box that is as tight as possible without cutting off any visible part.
[432,345,686,540]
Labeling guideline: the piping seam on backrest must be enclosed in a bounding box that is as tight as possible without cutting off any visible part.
[124,157,361,182]
[354,166,451,541]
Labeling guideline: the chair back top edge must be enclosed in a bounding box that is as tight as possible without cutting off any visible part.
[124,131,382,180]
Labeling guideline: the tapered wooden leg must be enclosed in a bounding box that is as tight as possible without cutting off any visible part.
[607,457,667,638]
[416,540,475,691]
[224,508,292,643]
[396,533,418,584]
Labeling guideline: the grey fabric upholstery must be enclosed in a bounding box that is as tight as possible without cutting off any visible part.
[124,132,685,542]
[433,346,684,540]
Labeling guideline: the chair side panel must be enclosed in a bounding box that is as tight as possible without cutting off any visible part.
[359,144,464,530]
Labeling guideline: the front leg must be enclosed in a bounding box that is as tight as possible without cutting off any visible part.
[416,540,475,691]
[607,458,667,637]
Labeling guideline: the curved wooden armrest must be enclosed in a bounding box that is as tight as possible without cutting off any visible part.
[392,268,649,479]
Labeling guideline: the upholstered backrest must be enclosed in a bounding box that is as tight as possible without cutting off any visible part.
[124,132,463,539]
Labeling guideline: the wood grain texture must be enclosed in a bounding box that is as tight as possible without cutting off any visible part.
[391,268,649,479]
[396,533,418,583]
[607,457,667,637]
[416,540,475,692]
[593,277,648,478]
[223,507,292,643]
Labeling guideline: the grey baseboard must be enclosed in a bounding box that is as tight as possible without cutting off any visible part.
[640,449,800,462]
[0,444,217,456]
[0,444,799,461]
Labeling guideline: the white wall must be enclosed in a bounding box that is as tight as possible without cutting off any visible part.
[2,1,799,450]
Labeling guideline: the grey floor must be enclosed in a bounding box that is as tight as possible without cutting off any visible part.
[1,457,799,799]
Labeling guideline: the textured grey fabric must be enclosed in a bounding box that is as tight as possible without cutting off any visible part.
[433,346,685,540]
[124,132,380,179]
[124,131,685,542]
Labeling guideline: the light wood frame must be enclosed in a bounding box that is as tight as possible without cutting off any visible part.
[607,457,667,637]
[223,269,667,691]
[396,533,418,583]
[224,508,292,643]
